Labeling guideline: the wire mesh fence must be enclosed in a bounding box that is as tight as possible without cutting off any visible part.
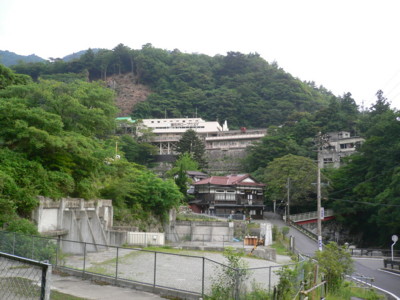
[165,232,251,249]
[0,230,295,298]
[0,251,51,300]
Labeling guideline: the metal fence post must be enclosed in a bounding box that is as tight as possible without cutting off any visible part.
[83,242,87,278]
[153,251,157,288]
[235,268,240,300]
[42,263,52,300]
[12,232,16,255]
[55,236,60,266]
[269,266,272,292]
[202,257,205,297]
[31,235,35,259]
[115,247,119,280]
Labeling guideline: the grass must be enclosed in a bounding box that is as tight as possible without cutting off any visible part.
[325,283,385,300]
[270,241,291,256]
[51,290,88,300]
[176,213,223,222]
[0,277,87,300]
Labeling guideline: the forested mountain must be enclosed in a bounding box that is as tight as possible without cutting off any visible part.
[0,64,181,234]
[0,50,45,67]
[9,44,335,129]
[4,43,400,247]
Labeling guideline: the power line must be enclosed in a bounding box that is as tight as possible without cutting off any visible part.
[328,163,400,197]
[329,197,400,208]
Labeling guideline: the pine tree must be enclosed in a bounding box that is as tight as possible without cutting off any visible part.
[175,129,207,169]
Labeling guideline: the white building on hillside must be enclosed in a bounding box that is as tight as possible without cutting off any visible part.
[138,118,229,155]
[321,131,364,168]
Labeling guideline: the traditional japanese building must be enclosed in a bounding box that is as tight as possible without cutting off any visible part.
[190,174,265,219]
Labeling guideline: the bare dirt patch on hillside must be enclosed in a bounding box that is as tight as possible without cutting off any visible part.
[107,74,151,117]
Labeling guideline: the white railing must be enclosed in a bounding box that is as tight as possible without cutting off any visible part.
[289,209,334,222]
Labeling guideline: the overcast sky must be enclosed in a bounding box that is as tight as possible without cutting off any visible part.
[1,0,400,110]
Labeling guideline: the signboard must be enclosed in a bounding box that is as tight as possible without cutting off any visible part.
[318,236,323,251]
[321,207,325,220]
[392,235,398,261]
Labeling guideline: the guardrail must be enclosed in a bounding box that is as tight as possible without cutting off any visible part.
[383,259,400,270]
[349,248,400,258]
[289,209,334,223]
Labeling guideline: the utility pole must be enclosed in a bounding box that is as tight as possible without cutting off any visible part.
[316,132,329,251]
[286,177,290,224]
[317,150,322,251]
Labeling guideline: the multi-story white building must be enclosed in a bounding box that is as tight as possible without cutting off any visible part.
[137,118,266,156]
[117,117,267,172]
[320,131,364,168]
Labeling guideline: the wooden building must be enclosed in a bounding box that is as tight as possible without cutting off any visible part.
[190,174,265,219]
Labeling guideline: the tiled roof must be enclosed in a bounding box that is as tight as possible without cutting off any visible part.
[193,174,265,187]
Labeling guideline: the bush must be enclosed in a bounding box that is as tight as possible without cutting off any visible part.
[315,242,354,292]
[6,218,38,235]
[0,231,57,262]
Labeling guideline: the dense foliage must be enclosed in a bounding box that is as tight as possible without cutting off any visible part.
[10,44,334,129]
[175,129,207,169]
[326,93,400,246]
[262,154,328,214]
[0,65,182,232]
[4,43,400,247]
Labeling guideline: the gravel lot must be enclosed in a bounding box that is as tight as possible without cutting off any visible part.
[63,247,290,295]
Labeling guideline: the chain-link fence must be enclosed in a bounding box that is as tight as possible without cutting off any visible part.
[0,251,51,300]
[0,230,296,298]
[165,232,247,249]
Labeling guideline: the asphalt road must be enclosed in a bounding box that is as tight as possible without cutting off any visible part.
[352,257,400,299]
[262,214,400,299]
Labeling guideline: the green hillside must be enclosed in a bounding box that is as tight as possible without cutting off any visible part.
[0,50,46,67]
[10,44,335,128]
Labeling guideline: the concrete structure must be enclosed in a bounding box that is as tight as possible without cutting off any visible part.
[32,197,113,253]
[116,117,267,173]
[320,131,364,168]
[204,128,267,172]
[138,117,228,155]
[191,174,265,219]
[165,220,234,243]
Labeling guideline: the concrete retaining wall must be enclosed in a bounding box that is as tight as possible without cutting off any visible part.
[33,197,113,254]
[168,221,234,242]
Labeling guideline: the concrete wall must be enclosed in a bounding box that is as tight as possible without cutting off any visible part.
[167,221,234,242]
[33,197,113,254]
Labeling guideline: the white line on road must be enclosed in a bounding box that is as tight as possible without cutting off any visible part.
[379,269,400,277]
[351,276,400,300]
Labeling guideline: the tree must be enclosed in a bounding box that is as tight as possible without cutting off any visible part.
[100,161,183,222]
[243,129,305,175]
[175,129,207,169]
[119,134,157,167]
[263,154,327,213]
[166,153,200,201]
[0,64,31,89]
[0,80,118,137]
[328,105,400,246]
